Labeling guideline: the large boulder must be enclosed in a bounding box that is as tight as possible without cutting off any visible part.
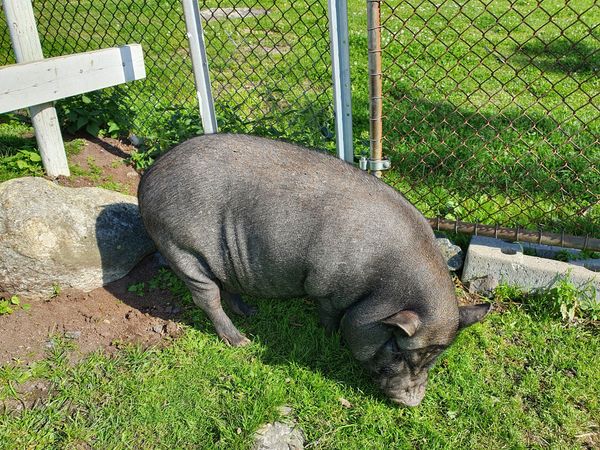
[0,177,156,298]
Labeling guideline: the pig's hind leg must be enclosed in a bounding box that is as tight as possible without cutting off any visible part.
[221,291,257,317]
[161,247,251,347]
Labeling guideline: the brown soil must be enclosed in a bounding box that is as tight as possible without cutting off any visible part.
[55,134,141,196]
[1,135,185,367]
[0,255,185,366]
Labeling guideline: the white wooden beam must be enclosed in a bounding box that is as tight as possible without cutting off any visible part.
[0,45,146,114]
[3,0,69,176]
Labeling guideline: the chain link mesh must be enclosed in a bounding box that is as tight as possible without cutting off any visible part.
[1,1,598,238]
[0,1,334,149]
[380,0,599,237]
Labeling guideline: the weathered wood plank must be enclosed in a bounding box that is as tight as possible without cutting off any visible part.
[0,44,146,114]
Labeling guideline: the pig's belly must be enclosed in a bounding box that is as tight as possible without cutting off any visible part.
[215,253,310,299]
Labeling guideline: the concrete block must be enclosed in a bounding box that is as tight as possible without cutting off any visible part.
[462,236,599,301]
[521,242,581,259]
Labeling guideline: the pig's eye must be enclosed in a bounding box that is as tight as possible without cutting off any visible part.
[387,338,400,353]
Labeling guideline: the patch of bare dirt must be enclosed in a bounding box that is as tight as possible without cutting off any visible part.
[1,379,53,414]
[0,253,186,366]
[54,135,141,196]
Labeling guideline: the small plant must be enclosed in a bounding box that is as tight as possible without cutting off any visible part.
[127,282,146,297]
[57,90,133,138]
[494,274,599,323]
[146,268,192,304]
[544,275,598,322]
[1,149,43,175]
[493,282,524,303]
[0,299,13,315]
[51,283,61,298]
[99,180,128,194]
[0,295,30,315]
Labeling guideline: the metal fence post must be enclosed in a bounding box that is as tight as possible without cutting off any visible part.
[182,0,217,134]
[367,0,383,177]
[327,0,353,163]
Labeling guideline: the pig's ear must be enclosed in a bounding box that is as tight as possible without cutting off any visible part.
[458,304,491,330]
[382,310,420,337]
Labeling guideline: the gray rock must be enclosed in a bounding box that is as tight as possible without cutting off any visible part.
[253,422,305,450]
[0,177,155,298]
[64,331,81,340]
[466,275,499,297]
[436,237,464,271]
[462,236,599,301]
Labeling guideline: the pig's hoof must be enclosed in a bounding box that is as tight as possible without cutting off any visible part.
[239,304,258,317]
[223,332,251,347]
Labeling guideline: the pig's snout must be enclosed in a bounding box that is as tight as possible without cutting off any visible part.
[380,376,427,407]
[387,383,426,407]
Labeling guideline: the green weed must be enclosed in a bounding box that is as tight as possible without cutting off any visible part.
[57,90,133,138]
[494,274,599,323]
[0,295,30,316]
[127,282,145,297]
[1,149,43,176]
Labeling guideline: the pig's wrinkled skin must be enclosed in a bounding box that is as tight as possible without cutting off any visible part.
[138,134,490,406]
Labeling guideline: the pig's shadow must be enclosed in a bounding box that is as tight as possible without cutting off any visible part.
[96,207,380,401]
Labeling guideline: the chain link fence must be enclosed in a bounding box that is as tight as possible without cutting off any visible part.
[0,0,335,151]
[1,0,598,241]
[379,0,599,238]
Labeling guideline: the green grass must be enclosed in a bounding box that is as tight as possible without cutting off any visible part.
[0,0,598,234]
[1,271,599,448]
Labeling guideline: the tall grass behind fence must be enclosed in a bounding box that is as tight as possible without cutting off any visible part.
[1,0,598,239]
[200,1,335,149]
[0,0,335,152]
[380,0,599,236]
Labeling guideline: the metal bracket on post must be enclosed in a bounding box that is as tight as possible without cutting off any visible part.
[359,156,391,172]
[328,0,353,163]
[182,0,217,134]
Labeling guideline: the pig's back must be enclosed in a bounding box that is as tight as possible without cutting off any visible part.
[138,133,431,298]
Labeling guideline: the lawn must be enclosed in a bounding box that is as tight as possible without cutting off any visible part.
[0,2,599,448]
[1,270,599,449]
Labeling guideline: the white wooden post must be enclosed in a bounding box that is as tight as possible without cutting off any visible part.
[182,0,218,134]
[3,0,69,176]
[328,0,354,163]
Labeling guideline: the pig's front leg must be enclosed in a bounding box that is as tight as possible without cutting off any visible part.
[318,298,343,334]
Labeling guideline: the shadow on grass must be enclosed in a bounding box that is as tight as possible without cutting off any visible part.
[100,252,382,403]
[512,37,599,75]
[379,88,597,199]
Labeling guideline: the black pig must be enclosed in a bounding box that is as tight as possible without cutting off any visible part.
[138,134,489,406]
